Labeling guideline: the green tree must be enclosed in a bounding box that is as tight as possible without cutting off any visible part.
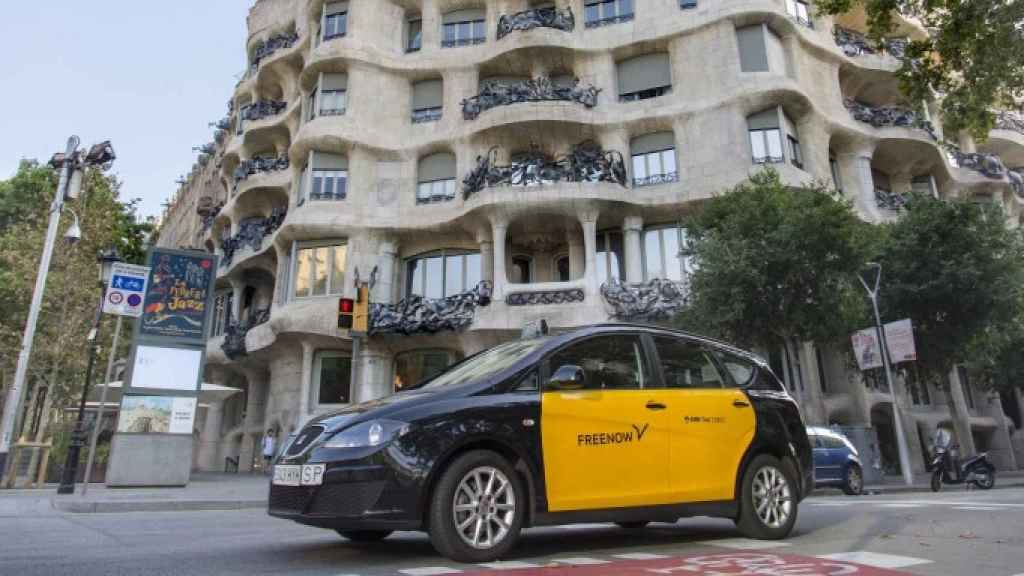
[815,0,1024,139]
[963,313,1024,393]
[876,194,1024,380]
[679,169,871,381]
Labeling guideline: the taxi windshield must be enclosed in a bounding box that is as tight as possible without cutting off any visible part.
[414,338,549,390]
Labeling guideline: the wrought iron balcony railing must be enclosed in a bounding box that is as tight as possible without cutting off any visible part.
[506,288,585,306]
[844,99,937,140]
[242,100,288,123]
[250,31,299,69]
[833,27,908,59]
[875,189,909,210]
[219,207,287,266]
[197,197,225,232]
[412,106,443,124]
[619,86,671,102]
[995,110,1024,136]
[497,6,575,39]
[441,36,485,48]
[461,76,600,120]
[233,155,290,186]
[633,172,679,187]
[946,147,1008,179]
[584,12,634,29]
[601,278,688,321]
[221,307,271,359]
[370,281,492,335]
[462,140,627,198]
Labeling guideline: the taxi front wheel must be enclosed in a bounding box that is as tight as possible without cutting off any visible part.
[428,450,525,563]
[735,454,798,540]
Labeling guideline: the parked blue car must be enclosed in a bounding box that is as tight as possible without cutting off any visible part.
[808,427,863,495]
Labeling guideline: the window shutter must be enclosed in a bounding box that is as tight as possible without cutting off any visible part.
[325,2,348,16]
[412,79,443,110]
[617,53,672,95]
[322,73,348,91]
[631,132,675,155]
[442,8,485,23]
[747,108,780,130]
[313,152,348,170]
[418,153,456,182]
[736,25,769,72]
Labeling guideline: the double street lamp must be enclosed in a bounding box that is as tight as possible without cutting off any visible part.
[56,249,122,494]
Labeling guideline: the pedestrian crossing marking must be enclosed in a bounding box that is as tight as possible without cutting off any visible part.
[706,538,792,550]
[817,551,932,568]
[477,561,541,570]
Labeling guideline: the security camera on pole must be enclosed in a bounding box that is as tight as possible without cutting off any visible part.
[0,137,116,481]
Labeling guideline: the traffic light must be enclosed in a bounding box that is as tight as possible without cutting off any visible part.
[353,286,370,333]
[338,297,354,330]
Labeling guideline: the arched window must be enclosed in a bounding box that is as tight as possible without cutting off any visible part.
[417,152,456,203]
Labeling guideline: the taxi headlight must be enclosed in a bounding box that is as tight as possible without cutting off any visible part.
[323,419,409,449]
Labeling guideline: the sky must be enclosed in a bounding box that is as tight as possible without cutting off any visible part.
[0,1,252,220]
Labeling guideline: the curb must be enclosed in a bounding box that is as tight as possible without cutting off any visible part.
[816,478,1024,497]
[52,498,267,514]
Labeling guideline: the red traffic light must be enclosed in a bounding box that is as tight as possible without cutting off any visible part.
[339,298,354,313]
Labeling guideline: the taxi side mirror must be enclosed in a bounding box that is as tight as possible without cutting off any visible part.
[548,365,585,391]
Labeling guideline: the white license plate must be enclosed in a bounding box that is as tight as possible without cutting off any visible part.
[273,464,325,486]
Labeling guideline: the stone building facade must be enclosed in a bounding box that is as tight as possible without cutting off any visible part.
[157,0,1024,476]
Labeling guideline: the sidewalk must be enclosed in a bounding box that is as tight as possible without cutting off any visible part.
[2,470,1023,516]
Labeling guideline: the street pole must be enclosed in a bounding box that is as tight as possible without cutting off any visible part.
[0,136,79,480]
[859,263,914,487]
[80,315,122,496]
[57,288,106,494]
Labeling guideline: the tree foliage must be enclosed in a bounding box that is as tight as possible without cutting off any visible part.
[679,170,872,354]
[875,194,1024,380]
[815,0,1024,140]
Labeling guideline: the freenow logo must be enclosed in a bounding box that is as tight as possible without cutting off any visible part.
[577,423,649,446]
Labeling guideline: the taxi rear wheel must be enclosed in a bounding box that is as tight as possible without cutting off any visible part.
[428,450,525,563]
[336,529,392,542]
[735,454,798,540]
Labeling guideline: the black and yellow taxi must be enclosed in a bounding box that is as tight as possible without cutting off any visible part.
[269,324,813,562]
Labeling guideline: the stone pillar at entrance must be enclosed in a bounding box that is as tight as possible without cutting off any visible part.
[491,218,509,300]
[623,215,644,284]
[478,234,494,286]
[838,144,881,222]
[889,371,928,474]
[354,344,393,404]
[239,369,268,473]
[946,367,977,456]
[376,240,399,305]
[579,211,600,298]
[985,390,1019,470]
[198,400,225,471]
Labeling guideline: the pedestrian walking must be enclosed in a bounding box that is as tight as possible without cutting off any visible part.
[262,428,277,474]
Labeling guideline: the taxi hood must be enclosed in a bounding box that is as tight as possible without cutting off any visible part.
[309,389,445,433]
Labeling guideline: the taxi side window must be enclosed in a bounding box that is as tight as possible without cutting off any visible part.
[514,370,539,392]
[547,335,647,390]
[652,337,724,389]
[714,352,757,388]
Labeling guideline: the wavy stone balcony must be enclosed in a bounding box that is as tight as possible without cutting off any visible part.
[219,207,287,267]
[461,76,600,120]
[197,197,226,233]
[462,141,627,199]
[995,111,1024,138]
[843,99,936,140]
[250,31,299,71]
[233,155,290,189]
[833,26,908,59]
[497,6,575,40]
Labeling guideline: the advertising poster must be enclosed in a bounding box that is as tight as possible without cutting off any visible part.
[851,319,917,371]
[139,250,216,342]
[118,396,197,434]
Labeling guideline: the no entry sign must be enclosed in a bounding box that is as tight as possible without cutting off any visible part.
[465,552,916,576]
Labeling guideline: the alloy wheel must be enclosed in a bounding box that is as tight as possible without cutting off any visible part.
[751,465,793,528]
[452,466,516,550]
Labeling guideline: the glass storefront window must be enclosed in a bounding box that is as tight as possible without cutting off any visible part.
[394,349,463,391]
[315,351,352,405]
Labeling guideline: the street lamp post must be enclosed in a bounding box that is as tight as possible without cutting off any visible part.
[858,262,914,487]
[57,249,122,495]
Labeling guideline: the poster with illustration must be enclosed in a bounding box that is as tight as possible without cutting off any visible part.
[139,249,216,342]
[118,396,196,434]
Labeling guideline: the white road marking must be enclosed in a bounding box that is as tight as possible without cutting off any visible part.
[878,503,925,508]
[953,506,1004,511]
[706,538,792,550]
[612,553,671,560]
[477,561,541,570]
[808,501,857,507]
[817,551,933,568]
[398,568,463,576]
[552,557,611,565]
[872,499,1024,508]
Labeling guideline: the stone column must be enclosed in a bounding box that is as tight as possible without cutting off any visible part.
[890,371,928,474]
[838,144,881,222]
[622,215,644,284]
[354,344,394,403]
[376,240,399,305]
[579,210,600,297]
[946,368,977,456]
[491,218,510,300]
[421,0,439,50]
[798,342,827,426]
[477,227,494,285]
[298,341,314,421]
[198,401,225,471]
[985,390,1019,470]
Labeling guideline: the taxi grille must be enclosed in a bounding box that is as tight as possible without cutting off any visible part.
[269,485,316,514]
[308,482,386,517]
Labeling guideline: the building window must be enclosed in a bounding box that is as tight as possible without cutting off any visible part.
[555,255,571,282]
[305,152,348,201]
[872,169,892,198]
[322,2,348,41]
[631,132,678,186]
[306,88,317,122]
[596,231,625,283]
[314,351,352,406]
[417,152,456,204]
[442,9,486,48]
[212,291,232,337]
[748,108,785,164]
[406,250,482,298]
[787,136,804,169]
[319,73,348,116]
[736,24,785,73]
[617,53,672,102]
[510,256,533,284]
[236,103,250,135]
[679,0,697,8]
[829,150,843,193]
[394,349,463,391]
[643,226,689,282]
[291,241,347,299]
[412,79,443,123]
[407,17,422,52]
[786,0,813,28]
[585,0,634,28]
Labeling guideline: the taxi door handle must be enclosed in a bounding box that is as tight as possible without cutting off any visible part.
[733,399,751,408]
[645,401,667,411]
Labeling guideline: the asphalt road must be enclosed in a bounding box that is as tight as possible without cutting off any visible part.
[2,487,1022,576]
